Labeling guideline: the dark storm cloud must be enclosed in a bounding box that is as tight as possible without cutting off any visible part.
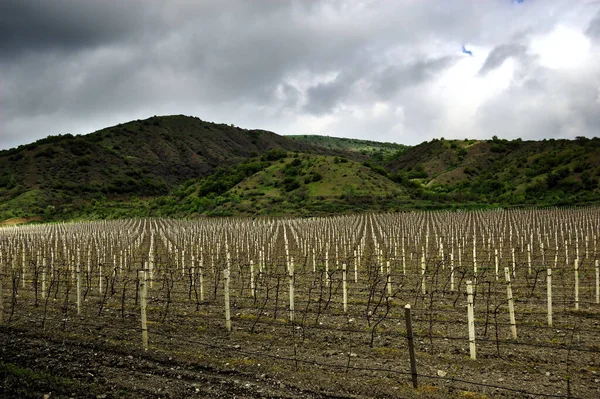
[0,0,491,148]
[1,0,600,150]
[0,0,156,60]
[478,43,528,75]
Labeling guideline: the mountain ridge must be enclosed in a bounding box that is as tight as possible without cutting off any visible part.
[2,116,600,223]
[0,115,360,219]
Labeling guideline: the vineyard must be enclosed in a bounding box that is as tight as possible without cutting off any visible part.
[1,209,600,398]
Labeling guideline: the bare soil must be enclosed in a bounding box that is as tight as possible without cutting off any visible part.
[0,326,360,399]
[0,216,42,226]
[3,276,600,399]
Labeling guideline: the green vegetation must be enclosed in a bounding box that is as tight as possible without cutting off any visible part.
[386,137,600,207]
[151,153,407,217]
[287,134,409,163]
[2,115,600,223]
[0,115,347,221]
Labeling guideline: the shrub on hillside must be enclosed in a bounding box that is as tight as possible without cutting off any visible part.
[304,172,322,184]
[283,177,300,191]
[261,148,287,161]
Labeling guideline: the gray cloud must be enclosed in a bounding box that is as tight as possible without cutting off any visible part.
[0,0,157,60]
[586,9,600,40]
[477,64,600,140]
[1,0,600,150]
[479,44,528,75]
[304,75,352,116]
[372,56,458,99]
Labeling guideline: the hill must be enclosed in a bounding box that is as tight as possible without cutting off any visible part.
[385,137,600,206]
[287,134,408,163]
[3,115,600,223]
[0,115,354,220]
[166,153,407,217]
[59,152,409,220]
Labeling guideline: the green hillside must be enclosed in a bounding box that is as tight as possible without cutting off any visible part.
[2,115,600,224]
[48,152,408,220]
[0,115,352,220]
[207,154,405,216]
[146,153,406,217]
[386,137,600,206]
[287,134,408,162]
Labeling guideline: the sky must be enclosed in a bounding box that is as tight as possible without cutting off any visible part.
[1,0,600,150]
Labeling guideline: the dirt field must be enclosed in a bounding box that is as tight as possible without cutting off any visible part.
[2,275,599,399]
[0,325,349,399]
[2,213,600,398]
